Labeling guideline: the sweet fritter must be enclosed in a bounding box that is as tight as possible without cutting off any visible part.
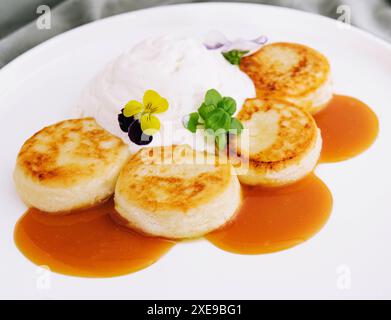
[240,42,333,114]
[233,99,322,186]
[114,145,241,239]
[14,118,130,212]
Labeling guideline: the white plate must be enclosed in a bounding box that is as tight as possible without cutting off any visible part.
[1,3,391,300]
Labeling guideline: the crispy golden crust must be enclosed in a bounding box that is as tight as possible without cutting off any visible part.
[116,145,232,213]
[240,42,330,99]
[235,98,318,172]
[16,118,128,187]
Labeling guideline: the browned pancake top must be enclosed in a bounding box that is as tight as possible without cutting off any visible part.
[236,98,318,171]
[116,145,232,212]
[17,118,128,187]
[240,42,330,98]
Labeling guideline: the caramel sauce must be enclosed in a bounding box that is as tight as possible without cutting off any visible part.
[14,199,174,277]
[314,95,379,163]
[206,174,333,254]
[14,94,379,277]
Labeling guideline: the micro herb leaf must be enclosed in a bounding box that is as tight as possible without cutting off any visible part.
[222,50,249,65]
[204,89,222,106]
[218,97,236,115]
[198,103,216,120]
[230,117,243,134]
[183,88,244,151]
[187,112,199,133]
[205,108,231,132]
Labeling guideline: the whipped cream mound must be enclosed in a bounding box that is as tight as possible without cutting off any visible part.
[77,35,256,152]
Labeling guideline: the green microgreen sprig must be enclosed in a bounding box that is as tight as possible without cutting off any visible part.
[184,89,244,150]
[222,50,249,65]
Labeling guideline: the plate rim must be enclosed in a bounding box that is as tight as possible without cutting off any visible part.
[0,1,391,100]
[1,1,391,299]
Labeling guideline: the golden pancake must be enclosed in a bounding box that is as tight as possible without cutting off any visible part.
[240,42,332,114]
[14,118,130,212]
[233,98,322,186]
[115,145,241,239]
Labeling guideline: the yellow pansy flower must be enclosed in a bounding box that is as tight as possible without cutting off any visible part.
[123,90,169,135]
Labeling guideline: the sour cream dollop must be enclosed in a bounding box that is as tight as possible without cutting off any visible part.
[77,35,255,152]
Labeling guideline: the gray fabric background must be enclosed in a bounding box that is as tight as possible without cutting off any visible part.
[0,0,390,68]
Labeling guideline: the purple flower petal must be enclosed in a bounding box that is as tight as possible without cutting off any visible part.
[205,42,226,50]
[203,30,229,50]
[252,35,268,45]
[203,31,268,55]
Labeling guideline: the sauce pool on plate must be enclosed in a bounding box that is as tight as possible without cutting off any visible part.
[14,199,175,278]
[314,95,379,163]
[13,94,379,277]
[206,174,333,254]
